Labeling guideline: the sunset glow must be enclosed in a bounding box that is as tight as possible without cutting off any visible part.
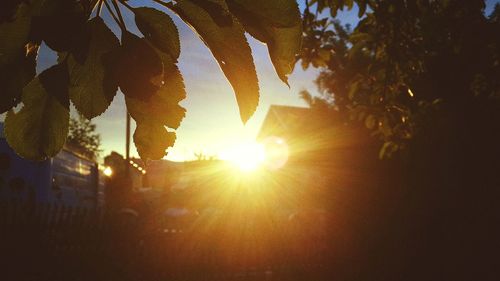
[220,142,266,171]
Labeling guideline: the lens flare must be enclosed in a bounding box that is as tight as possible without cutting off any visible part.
[103,166,113,177]
[261,136,289,170]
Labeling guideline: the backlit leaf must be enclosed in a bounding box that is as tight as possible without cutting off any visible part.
[67,17,119,119]
[29,0,89,55]
[227,0,302,85]
[134,122,176,160]
[127,46,186,160]
[4,63,70,160]
[172,0,259,123]
[227,0,300,28]
[134,7,180,59]
[126,47,186,130]
[0,3,30,66]
[113,32,163,100]
[189,0,233,26]
[0,44,37,113]
[126,58,186,129]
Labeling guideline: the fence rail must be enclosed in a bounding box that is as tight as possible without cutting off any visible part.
[0,202,331,281]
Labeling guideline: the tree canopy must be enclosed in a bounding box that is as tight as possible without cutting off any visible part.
[0,0,302,161]
[296,3,500,280]
[300,0,500,158]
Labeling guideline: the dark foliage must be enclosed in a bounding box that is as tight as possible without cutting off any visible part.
[299,1,500,280]
[301,0,500,157]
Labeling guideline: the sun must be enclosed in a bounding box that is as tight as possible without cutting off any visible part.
[220,142,266,172]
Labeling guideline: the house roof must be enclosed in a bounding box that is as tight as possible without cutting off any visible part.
[257,105,313,141]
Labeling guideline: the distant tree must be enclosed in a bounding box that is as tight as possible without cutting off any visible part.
[0,0,302,161]
[67,114,102,160]
[194,151,218,161]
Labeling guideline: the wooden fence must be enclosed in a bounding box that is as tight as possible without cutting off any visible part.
[0,202,332,281]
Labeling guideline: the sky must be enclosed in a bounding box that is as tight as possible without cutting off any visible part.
[85,0,361,162]
[2,0,498,162]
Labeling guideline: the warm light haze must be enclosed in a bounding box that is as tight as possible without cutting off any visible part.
[219,141,266,172]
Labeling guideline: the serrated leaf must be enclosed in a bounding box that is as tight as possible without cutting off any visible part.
[67,17,119,119]
[134,7,180,59]
[0,3,30,66]
[127,46,186,161]
[113,32,163,101]
[134,122,176,160]
[189,0,233,26]
[29,0,89,54]
[227,0,300,28]
[172,0,259,123]
[38,62,70,107]
[227,0,302,85]
[126,47,186,130]
[4,64,70,160]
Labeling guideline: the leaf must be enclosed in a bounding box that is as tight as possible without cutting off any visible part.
[0,44,37,113]
[357,0,367,17]
[0,0,23,23]
[365,114,376,129]
[228,0,300,28]
[67,17,119,119]
[226,0,302,85]
[346,0,354,10]
[4,63,70,160]
[134,122,176,160]
[29,0,89,55]
[113,32,163,100]
[379,141,397,159]
[172,0,259,123]
[126,47,186,130]
[125,47,186,160]
[0,3,30,66]
[318,49,331,62]
[348,80,359,100]
[126,46,186,160]
[134,7,181,60]
[189,0,233,26]
[30,0,65,16]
